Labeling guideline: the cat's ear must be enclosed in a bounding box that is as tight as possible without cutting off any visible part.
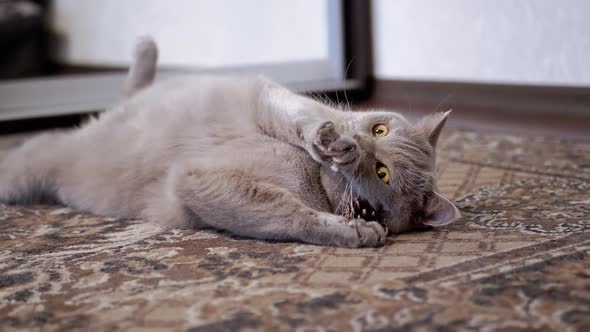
[422,192,461,226]
[419,110,452,147]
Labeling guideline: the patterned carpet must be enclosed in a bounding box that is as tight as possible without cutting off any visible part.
[1,128,589,331]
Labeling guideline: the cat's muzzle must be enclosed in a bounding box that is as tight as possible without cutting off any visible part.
[343,197,387,231]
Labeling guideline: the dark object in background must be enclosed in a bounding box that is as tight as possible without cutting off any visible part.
[0,0,49,78]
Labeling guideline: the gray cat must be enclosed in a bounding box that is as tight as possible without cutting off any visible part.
[0,38,460,247]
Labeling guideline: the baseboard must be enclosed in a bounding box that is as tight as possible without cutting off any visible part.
[0,113,92,135]
[370,79,590,116]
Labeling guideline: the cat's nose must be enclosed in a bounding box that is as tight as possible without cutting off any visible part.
[328,137,356,153]
[353,134,375,152]
[353,134,367,143]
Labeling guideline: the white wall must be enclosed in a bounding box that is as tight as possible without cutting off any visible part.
[50,0,328,68]
[373,0,590,87]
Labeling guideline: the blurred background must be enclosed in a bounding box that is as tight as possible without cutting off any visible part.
[1,0,589,137]
[1,0,348,81]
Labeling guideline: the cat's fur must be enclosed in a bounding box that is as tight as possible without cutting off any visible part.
[0,38,460,247]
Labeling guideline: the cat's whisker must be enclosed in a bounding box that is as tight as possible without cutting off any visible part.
[342,59,353,111]
[334,89,341,106]
[409,170,435,189]
[336,179,353,217]
[350,186,356,217]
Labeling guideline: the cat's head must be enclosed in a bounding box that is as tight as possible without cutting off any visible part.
[335,110,461,233]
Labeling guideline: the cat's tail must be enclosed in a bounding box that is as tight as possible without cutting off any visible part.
[0,132,62,204]
[124,36,159,98]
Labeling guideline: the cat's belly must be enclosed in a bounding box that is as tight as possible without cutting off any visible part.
[50,76,329,218]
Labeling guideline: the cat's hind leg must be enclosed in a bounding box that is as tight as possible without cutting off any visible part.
[0,132,64,204]
[168,162,386,247]
[124,36,158,98]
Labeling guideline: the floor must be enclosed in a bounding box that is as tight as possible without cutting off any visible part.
[1,104,589,330]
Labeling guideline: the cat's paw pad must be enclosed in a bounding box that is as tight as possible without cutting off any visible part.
[315,121,339,147]
[347,219,386,248]
[313,122,358,167]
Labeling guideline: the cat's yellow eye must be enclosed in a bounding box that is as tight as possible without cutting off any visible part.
[372,124,389,137]
[376,165,390,184]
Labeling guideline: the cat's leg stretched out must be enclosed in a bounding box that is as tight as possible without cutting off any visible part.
[172,162,386,247]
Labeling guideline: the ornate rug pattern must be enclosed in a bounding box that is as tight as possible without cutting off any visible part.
[1,129,589,331]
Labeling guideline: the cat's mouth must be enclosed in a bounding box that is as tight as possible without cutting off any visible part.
[342,197,387,230]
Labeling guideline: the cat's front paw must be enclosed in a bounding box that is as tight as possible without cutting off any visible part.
[313,121,359,170]
[345,219,387,248]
